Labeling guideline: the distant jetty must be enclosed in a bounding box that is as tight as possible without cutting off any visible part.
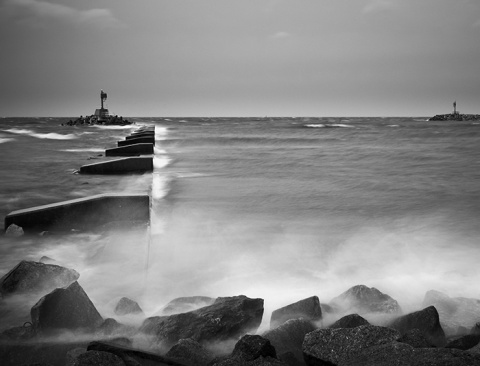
[429,101,480,121]
[63,90,133,126]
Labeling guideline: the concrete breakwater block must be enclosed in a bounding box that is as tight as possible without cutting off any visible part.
[126,131,155,139]
[80,157,153,174]
[118,136,155,147]
[105,143,154,157]
[4,193,150,234]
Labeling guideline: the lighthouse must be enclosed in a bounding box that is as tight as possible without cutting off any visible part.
[94,90,110,122]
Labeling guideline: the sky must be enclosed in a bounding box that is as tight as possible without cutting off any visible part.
[0,0,479,117]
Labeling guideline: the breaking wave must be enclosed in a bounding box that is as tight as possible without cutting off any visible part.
[61,148,105,153]
[0,138,14,144]
[304,123,355,128]
[3,128,78,140]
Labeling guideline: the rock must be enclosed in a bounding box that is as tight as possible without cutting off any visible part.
[114,297,144,316]
[471,323,480,335]
[39,256,56,264]
[446,334,480,351]
[158,296,215,315]
[329,285,401,315]
[31,281,103,335]
[397,328,434,348]
[0,324,36,341]
[262,318,316,364]
[302,325,400,366]
[165,338,214,366]
[329,313,370,329]
[270,296,322,329]
[97,318,134,339]
[340,341,480,366]
[277,351,304,366]
[72,350,125,366]
[0,260,79,297]
[140,295,264,350]
[230,335,277,361]
[389,306,447,347]
[66,347,87,366]
[5,224,24,237]
[468,342,480,354]
[423,290,480,336]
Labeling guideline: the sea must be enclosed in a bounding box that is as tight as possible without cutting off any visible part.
[1,116,480,330]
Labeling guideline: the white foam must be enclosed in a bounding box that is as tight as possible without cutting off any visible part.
[153,155,171,170]
[328,124,355,128]
[305,124,325,128]
[155,126,169,141]
[92,125,137,130]
[0,138,14,144]
[4,128,78,140]
[61,148,105,153]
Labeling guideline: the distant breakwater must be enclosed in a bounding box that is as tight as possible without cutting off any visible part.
[429,113,480,121]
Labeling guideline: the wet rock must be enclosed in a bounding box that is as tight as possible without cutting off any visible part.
[262,318,316,364]
[140,295,264,350]
[270,296,322,329]
[31,281,103,335]
[389,306,447,347]
[165,338,214,366]
[0,260,79,297]
[5,224,24,237]
[446,334,480,351]
[423,290,480,336]
[329,313,370,329]
[114,297,144,316]
[66,347,87,366]
[397,328,434,348]
[329,285,401,315]
[158,296,215,315]
[341,342,480,366]
[72,350,125,366]
[302,325,400,366]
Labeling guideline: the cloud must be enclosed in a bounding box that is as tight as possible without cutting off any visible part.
[1,0,123,29]
[270,31,292,40]
[362,0,398,15]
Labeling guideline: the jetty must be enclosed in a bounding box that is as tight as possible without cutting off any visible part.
[429,101,480,121]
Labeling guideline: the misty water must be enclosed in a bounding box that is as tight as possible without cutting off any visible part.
[1,117,480,332]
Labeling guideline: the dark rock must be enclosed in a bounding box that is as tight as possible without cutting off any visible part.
[165,338,214,366]
[159,296,215,315]
[72,350,125,366]
[31,281,103,335]
[471,323,480,335]
[0,323,36,341]
[429,113,480,121]
[87,341,185,365]
[389,306,447,347]
[262,318,316,364]
[302,324,400,365]
[140,295,264,350]
[0,260,79,297]
[270,296,322,329]
[423,290,480,336]
[340,341,480,366]
[5,224,24,237]
[230,334,277,361]
[397,328,434,348]
[66,347,87,366]
[329,285,401,315]
[114,297,144,316]
[468,342,480,354]
[278,351,304,366]
[329,313,370,329]
[446,334,480,350]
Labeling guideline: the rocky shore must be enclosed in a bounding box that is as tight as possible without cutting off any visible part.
[1,260,480,365]
[429,113,480,121]
[62,115,133,126]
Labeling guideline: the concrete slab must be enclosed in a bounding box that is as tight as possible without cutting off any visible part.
[118,137,155,146]
[79,157,153,174]
[105,143,154,156]
[126,131,154,139]
[4,194,150,234]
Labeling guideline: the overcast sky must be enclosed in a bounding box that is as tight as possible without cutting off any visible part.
[1,0,479,117]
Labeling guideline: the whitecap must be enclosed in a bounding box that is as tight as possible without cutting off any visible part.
[305,124,325,128]
[61,148,105,153]
[153,155,171,170]
[388,125,400,128]
[92,125,136,130]
[327,124,355,128]
[4,128,78,140]
[0,138,14,144]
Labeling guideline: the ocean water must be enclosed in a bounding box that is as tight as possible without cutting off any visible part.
[1,116,480,330]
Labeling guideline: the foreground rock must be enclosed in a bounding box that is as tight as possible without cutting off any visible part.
[262,319,316,365]
[31,281,103,335]
[397,328,434,348]
[0,260,79,297]
[270,296,322,329]
[72,350,125,366]
[114,297,144,316]
[423,290,480,336]
[446,334,480,351]
[165,338,214,366]
[389,306,447,347]
[329,314,370,329]
[158,296,215,315]
[140,295,264,350]
[302,325,400,365]
[329,285,401,316]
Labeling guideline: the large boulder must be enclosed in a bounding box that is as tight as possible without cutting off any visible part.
[397,328,434,348]
[329,285,401,315]
[341,341,480,366]
[270,296,322,329]
[329,314,370,329]
[0,260,79,297]
[71,350,125,366]
[262,318,316,365]
[158,296,215,315]
[31,281,103,335]
[140,295,264,350]
[302,325,400,365]
[446,334,480,351]
[389,306,447,347]
[165,338,214,366]
[423,290,480,336]
[114,297,144,316]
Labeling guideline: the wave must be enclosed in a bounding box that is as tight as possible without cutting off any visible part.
[3,128,78,140]
[91,125,136,130]
[61,148,105,153]
[304,123,355,128]
[388,125,400,128]
[305,124,326,128]
[0,138,14,144]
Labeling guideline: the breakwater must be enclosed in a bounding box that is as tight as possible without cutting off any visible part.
[429,113,480,121]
